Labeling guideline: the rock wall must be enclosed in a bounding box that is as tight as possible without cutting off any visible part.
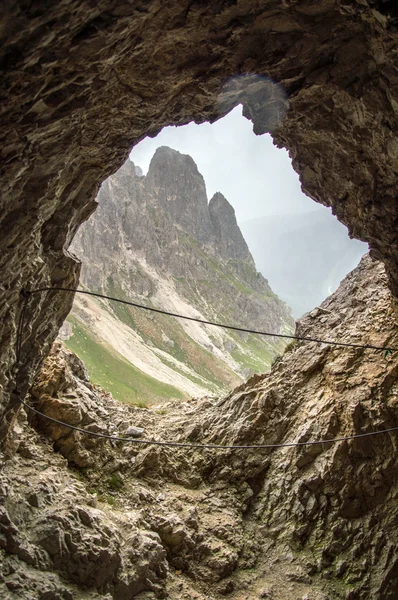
[2,255,397,599]
[1,0,398,439]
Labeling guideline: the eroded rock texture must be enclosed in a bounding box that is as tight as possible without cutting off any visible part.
[2,255,397,599]
[1,0,398,438]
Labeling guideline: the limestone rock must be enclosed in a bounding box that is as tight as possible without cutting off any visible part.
[145,146,213,246]
[125,426,145,438]
[209,191,253,264]
[0,438,168,599]
[28,341,152,468]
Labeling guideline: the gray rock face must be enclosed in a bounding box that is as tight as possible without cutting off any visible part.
[68,148,293,396]
[209,192,253,264]
[146,146,213,245]
[0,423,168,599]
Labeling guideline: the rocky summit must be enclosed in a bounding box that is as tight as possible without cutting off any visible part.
[67,147,293,404]
[1,255,398,599]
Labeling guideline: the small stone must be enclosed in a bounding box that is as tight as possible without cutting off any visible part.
[259,589,274,599]
[87,494,98,508]
[125,426,145,437]
[217,579,235,595]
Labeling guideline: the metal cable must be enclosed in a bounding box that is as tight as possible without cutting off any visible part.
[24,287,398,353]
[13,287,398,450]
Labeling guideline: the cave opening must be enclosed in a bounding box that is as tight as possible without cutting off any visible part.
[63,100,368,406]
[1,5,398,597]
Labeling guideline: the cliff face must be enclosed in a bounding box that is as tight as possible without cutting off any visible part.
[145,147,213,246]
[2,255,397,599]
[68,148,292,402]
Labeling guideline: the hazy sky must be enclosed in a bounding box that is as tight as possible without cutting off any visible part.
[128,104,367,315]
[130,105,325,223]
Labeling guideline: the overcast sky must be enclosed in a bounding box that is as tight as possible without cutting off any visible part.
[128,105,367,314]
[130,105,325,223]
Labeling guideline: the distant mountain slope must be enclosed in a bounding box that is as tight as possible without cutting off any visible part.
[67,148,293,404]
[240,209,367,317]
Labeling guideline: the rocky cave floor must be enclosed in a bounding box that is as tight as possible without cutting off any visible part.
[1,255,398,600]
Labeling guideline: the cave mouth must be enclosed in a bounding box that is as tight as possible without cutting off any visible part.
[128,105,368,318]
[60,101,369,405]
[1,0,397,463]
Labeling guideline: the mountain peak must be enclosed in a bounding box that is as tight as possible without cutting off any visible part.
[71,146,293,399]
[146,146,211,244]
[209,192,252,263]
[209,191,235,214]
[148,146,201,178]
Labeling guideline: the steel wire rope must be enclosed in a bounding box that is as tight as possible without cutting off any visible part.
[12,287,398,450]
[23,287,398,353]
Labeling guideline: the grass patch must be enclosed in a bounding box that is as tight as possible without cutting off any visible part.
[107,472,124,491]
[65,318,185,405]
[228,331,287,375]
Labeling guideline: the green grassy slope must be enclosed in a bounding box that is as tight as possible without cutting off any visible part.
[65,318,186,406]
[104,278,241,392]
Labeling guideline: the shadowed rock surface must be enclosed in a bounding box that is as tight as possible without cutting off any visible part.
[1,0,398,438]
[1,255,397,599]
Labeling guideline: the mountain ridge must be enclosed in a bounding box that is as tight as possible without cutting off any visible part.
[67,148,293,404]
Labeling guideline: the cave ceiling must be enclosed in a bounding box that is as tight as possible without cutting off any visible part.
[0,0,397,439]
